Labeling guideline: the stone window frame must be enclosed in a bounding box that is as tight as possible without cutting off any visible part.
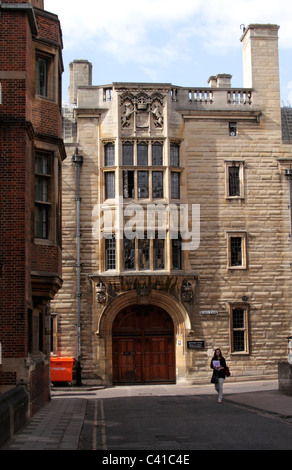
[122,233,165,272]
[121,140,166,202]
[229,302,250,355]
[225,160,245,200]
[104,170,116,200]
[227,231,247,270]
[34,150,52,240]
[35,51,55,100]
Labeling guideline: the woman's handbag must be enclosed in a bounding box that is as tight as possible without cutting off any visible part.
[211,370,218,384]
[225,366,231,377]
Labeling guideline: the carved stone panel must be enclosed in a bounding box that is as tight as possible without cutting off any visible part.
[120,90,165,132]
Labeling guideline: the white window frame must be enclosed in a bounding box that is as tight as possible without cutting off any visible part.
[229,303,250,355]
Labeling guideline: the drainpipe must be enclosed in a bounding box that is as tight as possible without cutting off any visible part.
[72,148,83,386]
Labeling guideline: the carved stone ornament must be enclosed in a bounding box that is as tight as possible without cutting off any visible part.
[120,91,165,130]
[121,101,134,128]
[151,102,163,128]
[96,283,106,303]
[181,281,193,302]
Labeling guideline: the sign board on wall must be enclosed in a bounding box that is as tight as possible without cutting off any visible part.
[187,341,205,350]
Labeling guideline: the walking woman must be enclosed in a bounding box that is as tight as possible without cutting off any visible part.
[210,348,226,403]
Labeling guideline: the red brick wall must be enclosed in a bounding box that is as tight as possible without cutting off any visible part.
[0,2,63,414]
[30,361,50,416]
[1,0,43,6]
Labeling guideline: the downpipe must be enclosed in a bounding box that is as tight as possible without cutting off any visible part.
[72,148,83,386]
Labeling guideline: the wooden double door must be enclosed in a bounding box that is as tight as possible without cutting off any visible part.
[112,305,175,384]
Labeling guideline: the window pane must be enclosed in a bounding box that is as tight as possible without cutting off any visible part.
[233,331,245,352]
[152,171,163,198]
[36,57,48,97]
[154,239,165,270]
[35,154,48,174]
[124,239,135,270]
[229,166,240,196]
[123,170,135,198]
[172,238,182,270]
[105,237,116,270]
[152,143,163,165]
[105,172,115,199]
[138,171,149,198]
[230,237,242,266]
[35,177,48,202]
[105,143,115,166]
[138,238,150,270]
[137,142,148,165]
[171,172,180,199]
[123,142,133,165]
[170,144,179,167]
[233,308,244,328]
[35,205,48,239]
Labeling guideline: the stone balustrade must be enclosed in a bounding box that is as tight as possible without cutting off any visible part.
[171,87,253,108]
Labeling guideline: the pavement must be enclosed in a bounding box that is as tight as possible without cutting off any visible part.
[1,379,291,451]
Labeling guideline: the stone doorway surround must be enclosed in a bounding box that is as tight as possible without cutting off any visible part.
[91,274,196,385]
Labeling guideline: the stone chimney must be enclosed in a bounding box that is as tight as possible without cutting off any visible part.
[69,60,93,105]
[208,74,232,88]
[241,24,280,122]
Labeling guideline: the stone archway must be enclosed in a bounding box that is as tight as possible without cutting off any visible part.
[97,289,191,385]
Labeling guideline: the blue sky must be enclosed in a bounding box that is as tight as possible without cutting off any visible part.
[45,0,292,105]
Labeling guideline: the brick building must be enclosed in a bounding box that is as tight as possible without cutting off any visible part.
[53,24,292,387]
[0,0,65,443]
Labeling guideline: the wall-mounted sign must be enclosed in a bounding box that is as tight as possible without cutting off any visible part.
[199,310,218,315]
[187,341,205,350]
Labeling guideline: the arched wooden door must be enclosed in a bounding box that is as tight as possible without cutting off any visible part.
[112,305,175,384]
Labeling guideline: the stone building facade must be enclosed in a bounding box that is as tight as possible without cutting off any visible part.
[53,24,292,386]
[0,0,65,442]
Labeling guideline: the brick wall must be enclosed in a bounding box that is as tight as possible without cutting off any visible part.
[0,0,64,434]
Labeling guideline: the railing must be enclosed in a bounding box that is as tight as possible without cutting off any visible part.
[227,90,252,105]
[171,87,253,106]
[103,87,113,102]
[188,89,213,103]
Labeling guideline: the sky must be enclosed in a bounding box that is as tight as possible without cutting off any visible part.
[45,0,292,105]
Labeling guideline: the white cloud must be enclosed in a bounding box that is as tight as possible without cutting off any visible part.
[45,0,292,100]
[45,0,292,53]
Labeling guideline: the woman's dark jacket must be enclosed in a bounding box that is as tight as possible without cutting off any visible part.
[210,357,226,379]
